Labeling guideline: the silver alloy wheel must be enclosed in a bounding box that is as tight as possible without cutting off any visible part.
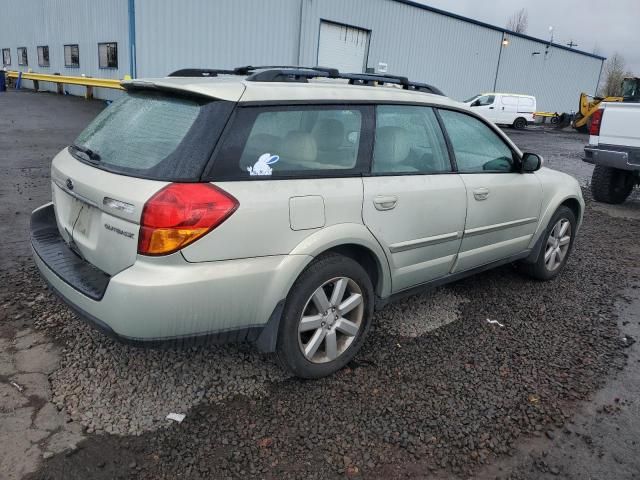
[297,277,364,364]
[544,218,572,271]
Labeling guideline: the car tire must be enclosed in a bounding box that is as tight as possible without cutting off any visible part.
[520,206,577,281]
[513,117,527,130]
[591,165,634,204]
[276,253,374,379]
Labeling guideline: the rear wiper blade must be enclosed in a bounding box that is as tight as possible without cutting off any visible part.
[70,143,101,161]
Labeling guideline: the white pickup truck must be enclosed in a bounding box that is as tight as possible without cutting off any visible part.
[584,79,640,204]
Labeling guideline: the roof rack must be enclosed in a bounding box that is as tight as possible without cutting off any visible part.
[168,65,339,78]
[168,66,444,96]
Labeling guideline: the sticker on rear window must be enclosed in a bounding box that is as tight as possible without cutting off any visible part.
[247,153,279,176]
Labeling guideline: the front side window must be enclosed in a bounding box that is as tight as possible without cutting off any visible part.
[373,105,451,174]
[2,48,10,66]
[37,46,50,67]
[475,95,495,106]
[64,44,79,67]
[17,47,27,65]
[98,42,118,68]
[439,110,515,173]
[211,106,368,179]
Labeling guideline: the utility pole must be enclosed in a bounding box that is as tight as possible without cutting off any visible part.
[567,40,578,48]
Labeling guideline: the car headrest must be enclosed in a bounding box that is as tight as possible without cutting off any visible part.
[374,126,410,167]
[312,119,345,150]
[281,131,318,167]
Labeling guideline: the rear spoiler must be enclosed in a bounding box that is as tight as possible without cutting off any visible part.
[121,79,245,102]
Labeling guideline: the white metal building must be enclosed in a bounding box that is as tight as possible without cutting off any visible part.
[0,0,605,111]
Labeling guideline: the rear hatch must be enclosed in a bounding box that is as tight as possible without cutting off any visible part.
[51,88,236,276]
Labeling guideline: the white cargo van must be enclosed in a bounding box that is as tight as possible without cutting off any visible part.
[464,93,536,129]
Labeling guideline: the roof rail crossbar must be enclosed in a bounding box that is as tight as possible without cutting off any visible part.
[236,65,339,77]
[342,73,443,95]
[246,67,340,83]
[168,68,239,77]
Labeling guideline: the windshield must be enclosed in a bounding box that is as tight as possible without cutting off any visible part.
[463,94,480,103]
[622,78,639,100]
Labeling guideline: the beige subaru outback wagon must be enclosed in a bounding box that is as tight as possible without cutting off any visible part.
[31,66,584,378]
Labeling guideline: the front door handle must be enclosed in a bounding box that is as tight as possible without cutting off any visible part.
[473,188,490,201]
[373,195,398,211]
[489,107,495,109]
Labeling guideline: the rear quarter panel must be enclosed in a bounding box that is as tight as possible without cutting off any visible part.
[181,178,365,261]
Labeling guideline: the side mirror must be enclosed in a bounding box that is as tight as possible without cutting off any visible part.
[521,152,543,172]
[470,100,480,107]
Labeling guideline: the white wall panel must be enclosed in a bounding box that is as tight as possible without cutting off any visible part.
[134,0,302,78]
[494,35,603,112]
[299,0,503,101]
[0,0,605,110]
[0,0,129,100]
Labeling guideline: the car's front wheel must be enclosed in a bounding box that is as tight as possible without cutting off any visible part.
[520,206,577,281]
[276,253,374,379]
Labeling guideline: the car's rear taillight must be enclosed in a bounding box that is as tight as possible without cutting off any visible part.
[138,183,238,256]
[589,109,604,136]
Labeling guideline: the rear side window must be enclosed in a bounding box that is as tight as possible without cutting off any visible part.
[72,91,234,181]
[209,105,371,179]
[518,97,535,110]
[439,110,515,173]
[373,105,451,174]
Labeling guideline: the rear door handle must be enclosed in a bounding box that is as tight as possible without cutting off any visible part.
[373,195,398,211]
[473,188,490,201]
[489,107,494,109]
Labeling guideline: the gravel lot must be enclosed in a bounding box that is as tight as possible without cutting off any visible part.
[1,90,639,480]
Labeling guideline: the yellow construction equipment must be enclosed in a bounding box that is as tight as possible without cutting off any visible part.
[572,93,622,133]
[573,77,640,132]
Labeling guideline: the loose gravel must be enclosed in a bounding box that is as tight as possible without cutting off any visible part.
[26,293,286,436]
[16,193,637,480]
[377,288,468,338]
[11,276,466,437]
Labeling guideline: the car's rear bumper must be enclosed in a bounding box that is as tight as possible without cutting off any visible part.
[583,145,640,171]
[31,203,310,349]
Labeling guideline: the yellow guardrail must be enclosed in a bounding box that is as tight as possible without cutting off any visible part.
[4,70,126,98]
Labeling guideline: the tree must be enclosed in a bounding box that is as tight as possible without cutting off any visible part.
[598,53,629,97]
[506,8,528,34]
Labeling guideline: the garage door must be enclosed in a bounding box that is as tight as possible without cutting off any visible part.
[317,21,370,73]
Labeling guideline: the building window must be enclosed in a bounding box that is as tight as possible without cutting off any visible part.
[2,48,10,66]
[64,44,80,67]
[17,47,28,66]
[37,46,50,67]
[98,42,118,69]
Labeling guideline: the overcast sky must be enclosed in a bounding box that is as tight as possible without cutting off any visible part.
[416,0,640,74]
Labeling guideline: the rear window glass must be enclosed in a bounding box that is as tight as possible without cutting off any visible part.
[209,105,371,180]
[72,91,233,181]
